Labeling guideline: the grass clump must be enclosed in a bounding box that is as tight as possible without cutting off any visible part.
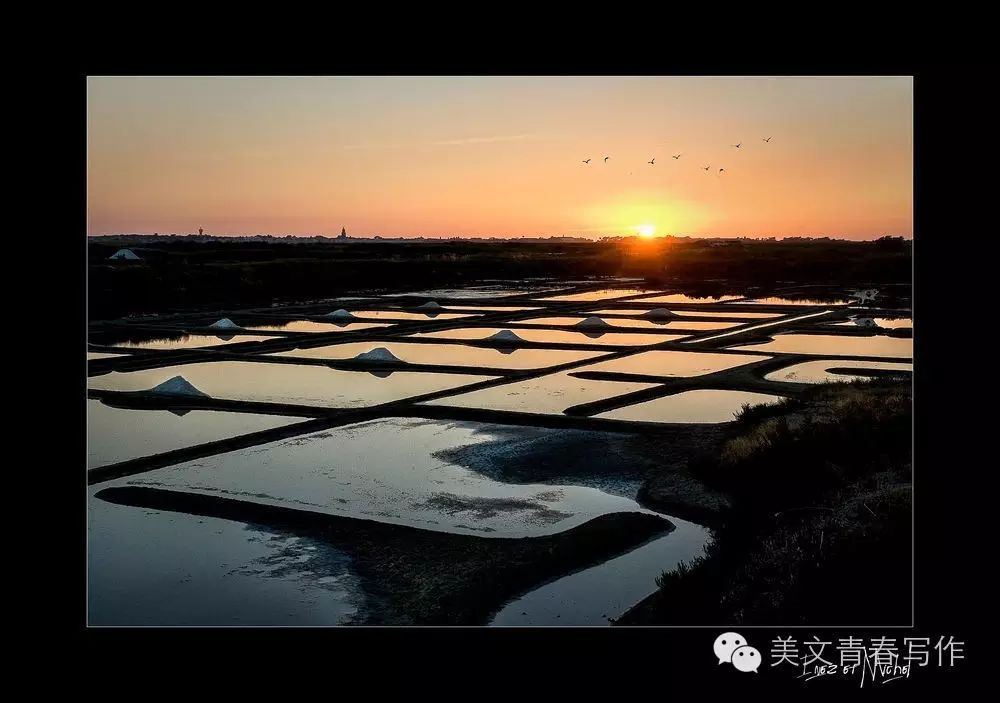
[622,377,911,626]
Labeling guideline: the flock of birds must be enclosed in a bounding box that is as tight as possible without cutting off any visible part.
[581,137,773,175]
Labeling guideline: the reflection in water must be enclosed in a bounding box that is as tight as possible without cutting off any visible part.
[584,313,739,330]
[576,350,769,377]
[248,321,391,333]
[443,305,541,312]
[411,327,685,347]
[597,389,784,423]
[525,315,736,331]
[765,360,913,384]
[491,518,709,626]
[423,371,659,415]
[343,310,473,321]
[633,293,744,304]
[87,399,296,467]
[88,361,490,408]
[110,334,274,350]
[88,488,363,625]
[730,296,852,305]
[590,307,783,322]
[271,341,602,370]
[517,316,629,327]
[832,318,912,329]
[731,334,913,358]
[123,418,651,538]
[652,310,780,318]
[539,288,657,302]
[383,286,562,299]
[88,352,125,360]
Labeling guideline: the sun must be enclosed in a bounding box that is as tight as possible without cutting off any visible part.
[636,224,657,238]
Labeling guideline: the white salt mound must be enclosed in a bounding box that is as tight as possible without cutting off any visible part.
[643,308,677,320]
[325,309,355,320]
[574,316,611,329]
[486,329,524,343]
[209,318,241,330]
[353,347,403,363]
[417,301,442,309]
[149,376,209,398]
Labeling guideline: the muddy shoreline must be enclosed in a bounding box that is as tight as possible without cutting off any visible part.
[96,486,672,625]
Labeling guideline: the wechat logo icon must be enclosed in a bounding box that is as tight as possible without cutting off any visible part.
[714,632,761,673]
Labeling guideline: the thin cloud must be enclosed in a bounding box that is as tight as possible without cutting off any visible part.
[430,134,539,147]
[341,142,401,150]
[342,135,546,150]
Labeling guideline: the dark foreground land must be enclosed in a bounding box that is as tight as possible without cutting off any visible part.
[621,377,912,625]
[97,486,669,625]
[89,235,911,319]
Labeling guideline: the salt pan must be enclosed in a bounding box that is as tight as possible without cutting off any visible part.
[148,376,209,398]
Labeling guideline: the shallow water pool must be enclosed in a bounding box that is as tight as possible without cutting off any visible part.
[764,359,913,384]
[730,333,913,359]
[491,518,709,626]
[88,399,298,467]
[574,350,769,377]
[410,327,686,347]
[121,418,652,538]
[339,310,473,321]
[583,314,739,330]
[270,341,602,370]
[88,361,490,408]
[596,389,784,423]
[246,320,393,333]
[423,371,659,415]
[830,318,912,329]
[110,334,276,350]
[632,293,744,304]
[88,485,363,625]
[537,288,658,302]
[729,296,852,306]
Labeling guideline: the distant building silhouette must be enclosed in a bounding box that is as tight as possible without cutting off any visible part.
[199,228,204,236]
[337,227,348,240]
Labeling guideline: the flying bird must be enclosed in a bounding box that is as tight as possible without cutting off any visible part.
[762,137,772,143]
[732,142,742,148]
[719,168,725,174]
[672,154,682,160]
[648,158,655,165]
[604,156,610,163]
[703,165,711,171]
[582,159,591,164]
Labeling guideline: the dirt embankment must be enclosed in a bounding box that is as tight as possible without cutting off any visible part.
[618,378,912,626]
[96,485,671,625]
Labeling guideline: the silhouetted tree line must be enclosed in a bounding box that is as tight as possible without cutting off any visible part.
[88,238,911,319]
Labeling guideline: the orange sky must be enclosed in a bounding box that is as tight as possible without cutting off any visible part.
[87,76,912,239]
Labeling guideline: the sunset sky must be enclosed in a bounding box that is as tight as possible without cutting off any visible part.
[87,76,912,240]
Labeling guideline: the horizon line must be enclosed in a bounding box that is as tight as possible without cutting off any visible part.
[87,232,912,241]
